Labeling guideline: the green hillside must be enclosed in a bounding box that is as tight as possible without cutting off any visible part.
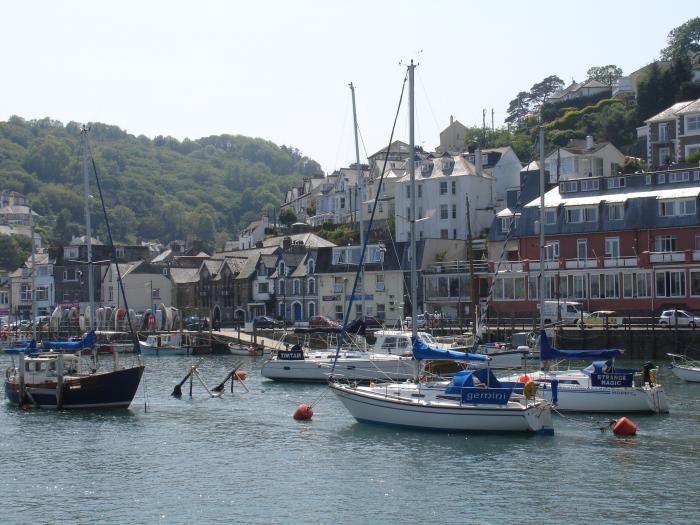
[0,116,322,249]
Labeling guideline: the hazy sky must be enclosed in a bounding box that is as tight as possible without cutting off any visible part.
[3,1,698,173]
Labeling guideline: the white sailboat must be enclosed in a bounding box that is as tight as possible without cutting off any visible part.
[328,63,554,433]
[667,353,700,382]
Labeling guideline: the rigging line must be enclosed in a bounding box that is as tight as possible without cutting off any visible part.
[416,69,442,141]
[87,136,148,411]
[331,70,409,375]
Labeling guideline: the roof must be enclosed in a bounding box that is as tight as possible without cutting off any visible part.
[150,249,172,263]
[524,185,700,209]
[645,101,694,123]
[397,154,490,182]
[557,139,611,155]
[236,255,261,280]
[262,233,335,249]
[169,268,200,284]
[677,98,700,115]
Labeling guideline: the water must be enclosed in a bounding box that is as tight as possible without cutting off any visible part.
[2,353,699,524]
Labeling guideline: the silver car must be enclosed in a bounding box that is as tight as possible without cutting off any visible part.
[658,309,700,327]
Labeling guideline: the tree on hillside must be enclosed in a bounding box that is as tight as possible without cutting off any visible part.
[529,75,565,106]
[505,91,532,128]
[661,17,700,60]
[279,208,297,227]
[586,65,623,87]
[0,234,31,270]
[110,205,138,242]
[52,208,78,244]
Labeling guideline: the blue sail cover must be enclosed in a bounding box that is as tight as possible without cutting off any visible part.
[445,369,512,405]
[412,338,490,362]
[4,339,38,355]
[42,330,96,351]
[539,330,623,361]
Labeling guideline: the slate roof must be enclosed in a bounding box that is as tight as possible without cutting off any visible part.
[677,98,700,115]
[235,255,261,280]
[169,268,200,284]
[151,249,172,263]
[646,101,694,123]
[262,233,335,249]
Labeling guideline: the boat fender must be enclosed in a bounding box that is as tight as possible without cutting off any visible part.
[247,346,255,354]
[234,370,246,381]
[293,404,313,421]
[523,381,537,400]
[649,369,657,385]
[611,417,637,436]
[518,374,530,383]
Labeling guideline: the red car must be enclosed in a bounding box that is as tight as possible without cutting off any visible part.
[309,316,340,328]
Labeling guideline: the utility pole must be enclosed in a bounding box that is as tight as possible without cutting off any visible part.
[350,82,366,319]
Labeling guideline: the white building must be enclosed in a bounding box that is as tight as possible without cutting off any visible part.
[543,136,625,183]
[101,261,172,313]
[394,153,496,241]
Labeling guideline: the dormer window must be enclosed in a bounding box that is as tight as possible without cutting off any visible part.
[307,259,314,274]
[421,163,432,177]
[278,261,286,276]
[442,160,453,173]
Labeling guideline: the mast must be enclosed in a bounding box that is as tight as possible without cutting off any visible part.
[408,61,417,340]
[465,194,477,335]
[538,126,546,334]
[81,126,95,332]
[30,204,37,341]
[350,82,365,318]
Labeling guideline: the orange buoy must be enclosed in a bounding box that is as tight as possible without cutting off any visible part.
[293,403,314,421]
[519,374,530,383]
[233,370,247,381]
[247,345,255,354]
[612,417,637,436]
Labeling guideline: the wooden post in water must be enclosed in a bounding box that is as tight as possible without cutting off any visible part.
[56,354,64,410]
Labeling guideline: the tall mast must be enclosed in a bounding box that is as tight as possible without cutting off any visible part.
[81,126,95,332]
[350,82,365,318]
[538,126,546,334]
[30,204,37,341]
[408,61,417,340]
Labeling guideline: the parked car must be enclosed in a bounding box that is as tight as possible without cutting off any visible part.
[577,310,622,328]
[252,315,283,329]
[658,309,700,327]
[403,314,426,329]
[9,320,30,330]
[309,315,340,328]
[184,316,209,330]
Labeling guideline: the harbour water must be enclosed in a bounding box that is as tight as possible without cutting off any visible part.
[2,353,700,524]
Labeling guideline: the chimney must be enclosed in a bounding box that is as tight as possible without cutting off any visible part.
[475,149,483,176]
[450,115,454,125]
[255,240,264,248]
[282,236,292,251]
[586,135,594,150]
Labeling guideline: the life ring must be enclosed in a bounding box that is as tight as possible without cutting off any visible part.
[523,381,537,400]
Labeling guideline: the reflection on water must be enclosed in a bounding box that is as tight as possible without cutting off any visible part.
[1,354,700,524]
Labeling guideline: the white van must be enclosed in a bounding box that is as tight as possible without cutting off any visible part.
[538,301,587,325]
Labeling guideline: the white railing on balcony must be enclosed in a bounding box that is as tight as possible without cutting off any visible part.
[649,251,685,263]
[693,250,700,261]
[492,261,523,272]
[565,258,597,269]
[529,261,559,270]
[603,256,638,268]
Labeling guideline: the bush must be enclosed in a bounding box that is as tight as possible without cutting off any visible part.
[688,150,700,163]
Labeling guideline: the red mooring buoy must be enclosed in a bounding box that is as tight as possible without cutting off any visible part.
[293,404,314,421]
[233,370,247,381]
[612,416,637,436]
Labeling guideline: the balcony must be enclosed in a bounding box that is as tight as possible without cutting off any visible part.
[492,261,522,272]
[649,251,686,263]
[529,260,559,270]
[565,258,597,269]
[603,256,638,268]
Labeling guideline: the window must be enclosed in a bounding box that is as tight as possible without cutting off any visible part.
[622,272,652,298]
[691,271,700,296]
[440,229,449,239]
[307,259,315,274]
[440,181,448,195]
[696,234,700,251]
[63,268,79,282]
[453,229,457,239]
[561,274,587,299]
[293,280,300,295]
[545,241,560,260]
[566,206,597,223]
[418,184,422,198]
[375,274,385,291]
[655,235,676,252]
[355,303,363,318]
[406,185,411,198]
[605,237,620,259]
[279,279,285,295]
[566,208,582,223]
[340,197,346,209]
[656,270,685,297]
[308,302,316,318]
[560,181,577,193]
[501,217,512,232]
[376,304,386,321]
[645,174,652,185]
[658,172,666,184]
[279,303,285,318]
[493,275,527,300]
[418,207,423,219]
[335,304,344,321]
[440,204,448,220]
[686,115,700,133]
[0,291,8,305]
[585,206,598,222]
[577,239,587,259]
[64,247,79,260]
[442,160,452,172]
[21,284,31,301]
[607,177,625,189]
[258,282,268,294]
[528,275,556,300]
[659,199,696,217]
[580,179,599,191]
[545,209,557,225]
[451,181,456,195]
[669,171,690,183]
[334,277,344,293]
[108,286,114,302]
[451,204,457,219]
[307,278,315,295]
[278,261,286,276]
[659,123,669,142]
[115,247,125,259]
[608,203,624,220]
[590,274,619,299]
[151,288,161,300]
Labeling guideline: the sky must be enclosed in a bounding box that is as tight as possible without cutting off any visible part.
[2,1,698,174]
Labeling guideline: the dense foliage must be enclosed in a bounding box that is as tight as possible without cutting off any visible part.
[0,117,322,250]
